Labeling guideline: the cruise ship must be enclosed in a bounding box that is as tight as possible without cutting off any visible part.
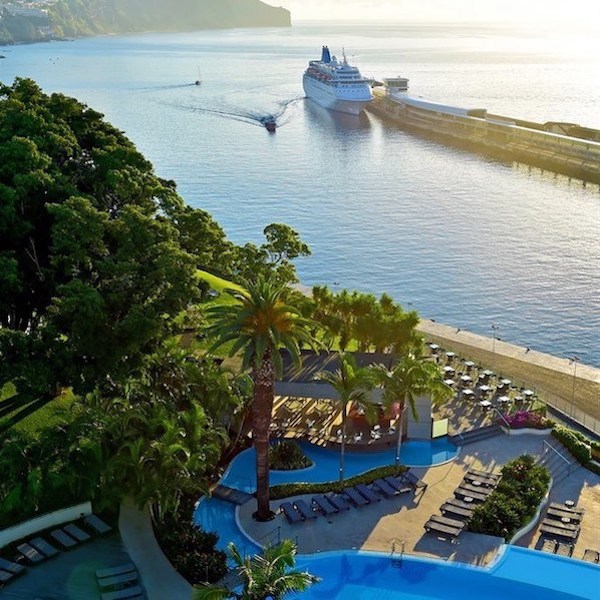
[303,46,373,115]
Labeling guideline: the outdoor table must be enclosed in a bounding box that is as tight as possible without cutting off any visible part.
[464,361,475,368]
[523,389,534,397]
[479,400,492,409]
[501,379,511,386]
[462,389,474,398]
[478,385,491,393]
[497,396,510,404]
[446,352,456,359]
[460,375,472,383]
[443,379,455,387]
[444,366,455,373]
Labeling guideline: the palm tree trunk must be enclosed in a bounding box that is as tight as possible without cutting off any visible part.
[339,402,347,482]
[252,350,276,521]
[394,398,406,467]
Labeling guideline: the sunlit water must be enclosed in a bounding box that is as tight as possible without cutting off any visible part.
[1,22,598,364]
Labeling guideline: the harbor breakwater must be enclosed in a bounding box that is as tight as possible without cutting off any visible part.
[367,90,600,185]
[417,318,600,437]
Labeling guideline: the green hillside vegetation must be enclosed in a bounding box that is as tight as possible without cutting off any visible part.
[47,0,291,37]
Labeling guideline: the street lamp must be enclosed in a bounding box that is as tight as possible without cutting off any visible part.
[491,324,500,360]
[569,356,579,418]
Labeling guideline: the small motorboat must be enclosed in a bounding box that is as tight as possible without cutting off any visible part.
[264,119,276,133]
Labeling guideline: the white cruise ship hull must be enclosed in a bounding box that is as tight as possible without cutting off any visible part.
[303,75,371,116]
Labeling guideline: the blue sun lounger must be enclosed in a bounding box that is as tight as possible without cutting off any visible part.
[294,499,317,520]
[355,483,380,503]
[280,502,303,524]
[98,571,139,589]
[96,563,136,579]
[311,495,338,515]
[0,569,15,585]
[384,476,412,494]
[0,557,26,575]
[326,493,351,511]
[343,487,369,506]
[101,585,143,600]
[29,537,59,558]
[50,529,78,549]
[402,471,428,491]
[17,543,46,564]
[372,478,398,498]
[84,514,112,535]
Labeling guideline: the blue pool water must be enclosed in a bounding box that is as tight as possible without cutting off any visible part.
[294,548,599,600]
[220,439,457,493]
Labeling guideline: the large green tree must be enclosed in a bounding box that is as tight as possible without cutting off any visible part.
[0,78,231,396]
[206,276,316,521]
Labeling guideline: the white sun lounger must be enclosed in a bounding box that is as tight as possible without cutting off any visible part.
[98,571,139,589]
[50,529,78,549]
[17,543,46,564]
[29,537,59,558]
[96,562,136,579]
[64,522,91,542]
[84,514,112,534]
[101,584,143,600]
[0,557,26,575]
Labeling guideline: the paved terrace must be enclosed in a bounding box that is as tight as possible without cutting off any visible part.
[239,433,600,566]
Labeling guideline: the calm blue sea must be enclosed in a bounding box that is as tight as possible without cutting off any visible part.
[1,22,598,365]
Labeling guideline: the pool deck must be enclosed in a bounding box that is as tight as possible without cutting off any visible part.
[238,433,600,566]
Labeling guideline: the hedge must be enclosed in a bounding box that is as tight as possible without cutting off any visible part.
[269,465,408,500]
[552,425,592,464]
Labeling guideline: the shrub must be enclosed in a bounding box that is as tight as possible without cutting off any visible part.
[269,440,312,470]
[270,465,407,500]
[154,512,227,584]
[500,410,554,430]
[552,425,591,464]
[468,454,549,540]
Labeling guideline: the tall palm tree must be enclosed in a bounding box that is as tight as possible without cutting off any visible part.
[316,353,376,481]
[376,351,452,466]
[192,539,320,600]
[206,276,316,521]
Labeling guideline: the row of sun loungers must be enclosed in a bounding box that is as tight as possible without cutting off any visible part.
[0,514,113,589]
[425,468,501,541]
[540,538,574,557]
[279,472,422,524]
[539,502,585,541]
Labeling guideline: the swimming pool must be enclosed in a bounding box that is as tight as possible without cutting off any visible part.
[294,548,599,600]
[220,439,457,493]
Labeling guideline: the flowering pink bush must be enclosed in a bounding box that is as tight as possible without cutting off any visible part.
[500,410,554,430]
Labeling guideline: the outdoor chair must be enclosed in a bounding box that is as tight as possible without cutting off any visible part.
[279,502,303,524]
[98,571,139,589]
[372,478,398,498]
[582,549,600,563]
[84,514,112,535]
[294,499,317,520]
[101,585,144,600]
[370,429,381,440]
[16,543,46,564]
[555,542,573,557]
[64,522,91,542]
[50,528,79,549]
[353,432,363,442]
[29,537,59,558]
[355,483,380,503]
[402,471,428,490]
[0,557,26,575]
[342,486,369,506]
[540,538,557,553]
[384,476,412,494]
[326,493,351,511]
[96,563,137,579]
[311,495,338,516]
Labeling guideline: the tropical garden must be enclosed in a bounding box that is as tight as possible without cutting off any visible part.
[0,78,451,592]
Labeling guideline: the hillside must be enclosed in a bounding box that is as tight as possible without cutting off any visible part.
[0,0,291,44]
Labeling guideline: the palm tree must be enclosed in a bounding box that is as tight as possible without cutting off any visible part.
[316,353,376,481]
[206,276,316,521]
[192,539,320,600]
[376,351,452,466]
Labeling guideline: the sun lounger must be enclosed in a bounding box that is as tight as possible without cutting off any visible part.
[424,520,462,540]
[355,483,380,503]
[311,495,338,516]
[50,529,78,549]
[84,514,112,535]
[444,497,476,511]
[582,549,600,563]
[540,538,557,553]
[454,487,488,503]
[343,487,369,506]
[540,523,579,540]
[96,563,137,579]
[429,514,466,529]
[549,502,584,516]
[402,471,427,490]
[294,499,317,520]
[463,472,498,487]
[467,468,500,480]
[384,476,412,494]
[372,478,398,498]
[16,543,46,564]
[541,518,579,533]
[64,523,91,542]
[459,482,494,496]
[440,502,473,519]
[555,542,573,557]
[101,585,143,600]
[98,571,139,589]
[279,502,303,524]
[546,507,584,523]
[0,569,14,585]
[0,557,26,575]
[29,537,59,558]
[326,493,351,511]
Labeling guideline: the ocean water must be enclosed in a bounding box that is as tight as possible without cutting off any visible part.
[1,22,598,365]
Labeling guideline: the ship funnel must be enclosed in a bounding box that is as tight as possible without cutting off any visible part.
[321,46,331,63]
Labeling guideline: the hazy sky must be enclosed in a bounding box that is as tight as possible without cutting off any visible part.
[277,0,597,26]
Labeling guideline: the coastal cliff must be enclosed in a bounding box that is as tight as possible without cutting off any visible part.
[0,0,291,44]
